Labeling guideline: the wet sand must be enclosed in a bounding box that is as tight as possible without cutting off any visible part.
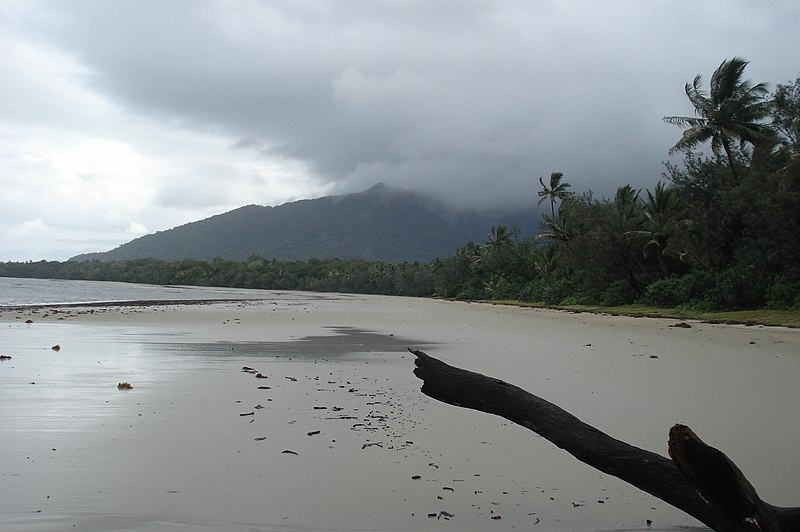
[1,293,798,531]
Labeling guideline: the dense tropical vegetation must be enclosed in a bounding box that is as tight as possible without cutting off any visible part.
[1,59,798,312]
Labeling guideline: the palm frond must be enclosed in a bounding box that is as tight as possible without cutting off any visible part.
[663,116,706,128]
[685,77,714,116]
[668,126,714,155]
[710,57,749,104]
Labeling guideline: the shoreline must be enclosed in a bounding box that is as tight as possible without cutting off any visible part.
[480,299,800,329]
[0,298,271,313]
[2,295,798,531]
[1,272,796,328]
[4,294,798,330]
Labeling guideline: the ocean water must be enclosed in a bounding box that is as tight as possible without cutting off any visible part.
[0,276,277,307]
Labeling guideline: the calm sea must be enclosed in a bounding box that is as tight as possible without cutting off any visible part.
[0,276,276,307]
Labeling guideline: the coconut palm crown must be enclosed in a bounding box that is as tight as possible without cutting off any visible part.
[663,57,773,179]
[537,172,572,217]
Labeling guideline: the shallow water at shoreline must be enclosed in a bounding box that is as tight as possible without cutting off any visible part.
[0,276,284,307]
[1,320,463,531]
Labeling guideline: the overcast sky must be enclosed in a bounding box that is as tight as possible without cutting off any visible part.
[1,1,798,261]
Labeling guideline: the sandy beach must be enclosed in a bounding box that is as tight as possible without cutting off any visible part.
[1,292,798,531]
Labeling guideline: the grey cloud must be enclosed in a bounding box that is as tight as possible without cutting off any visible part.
[156,164,255,209]
[229,138,263,151]
[16,0,800,209]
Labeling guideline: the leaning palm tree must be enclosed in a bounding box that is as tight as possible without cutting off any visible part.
[663,57,772,180]
[537,172,571,217]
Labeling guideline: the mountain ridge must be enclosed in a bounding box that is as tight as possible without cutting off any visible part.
[70,184,540,263]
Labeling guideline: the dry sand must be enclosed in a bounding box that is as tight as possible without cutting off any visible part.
[1,293,798,531]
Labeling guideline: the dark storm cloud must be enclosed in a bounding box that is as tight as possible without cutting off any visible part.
[19,0,800,208]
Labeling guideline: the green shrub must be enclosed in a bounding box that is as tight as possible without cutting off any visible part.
[765,281,797,309]
[708,264,770,310]
[559,295,581,306]
[641,271,720,309]
[518,279,546,303]
[640,277,687,308]
[455,290,476,301]
[519,278,577,305]
[598,279,638,306]
[764,267,800,310]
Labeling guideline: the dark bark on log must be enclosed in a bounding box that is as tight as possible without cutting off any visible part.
[409,348,800,532]
[668,425,786,532]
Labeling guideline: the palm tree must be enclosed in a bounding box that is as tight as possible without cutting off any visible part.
[611,184,649,287]
[476,225,518,275]
[481,225,516,256]
[613,184,642,227]
[532,245,562,282]
[536,210,576,271]
[663,57,772,180]
[625,182,679,274]
[537,172,571,217]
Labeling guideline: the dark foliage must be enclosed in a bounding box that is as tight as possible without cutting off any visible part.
[0,256,437,297]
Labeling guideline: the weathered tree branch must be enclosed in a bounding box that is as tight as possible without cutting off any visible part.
[409,348,800,531]
[667,425,786,532]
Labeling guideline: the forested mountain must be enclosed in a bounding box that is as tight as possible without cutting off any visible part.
[70,184,538,263]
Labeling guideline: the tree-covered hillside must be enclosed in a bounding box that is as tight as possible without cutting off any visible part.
[69,184,538,263]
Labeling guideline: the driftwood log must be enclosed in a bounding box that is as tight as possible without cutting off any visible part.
[409,348,800,532]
